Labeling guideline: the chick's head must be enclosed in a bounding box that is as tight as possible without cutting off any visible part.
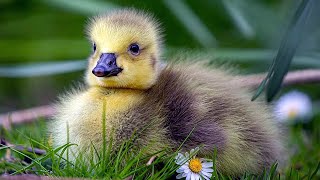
[86,9,163,89]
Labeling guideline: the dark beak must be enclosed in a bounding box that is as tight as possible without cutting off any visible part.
[92,53,123,77]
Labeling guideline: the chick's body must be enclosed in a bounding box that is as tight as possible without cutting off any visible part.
[51,9,282,176]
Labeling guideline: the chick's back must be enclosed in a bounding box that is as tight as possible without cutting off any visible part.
[139,63,282,175]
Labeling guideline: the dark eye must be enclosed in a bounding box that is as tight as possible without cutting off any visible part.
[93,43,96,52]
[129,43,140,55]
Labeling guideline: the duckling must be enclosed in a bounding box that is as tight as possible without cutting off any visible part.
[50,9,283,176]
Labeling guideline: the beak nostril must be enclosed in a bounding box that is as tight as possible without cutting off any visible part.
[92,67,106,77]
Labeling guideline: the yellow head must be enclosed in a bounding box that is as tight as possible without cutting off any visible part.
[85,9,163,90]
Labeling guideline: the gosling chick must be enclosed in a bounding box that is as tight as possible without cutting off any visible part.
[50,9,283,176]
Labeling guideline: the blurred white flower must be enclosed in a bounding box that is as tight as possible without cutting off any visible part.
[175,147,213,180]
[274,91,313,123]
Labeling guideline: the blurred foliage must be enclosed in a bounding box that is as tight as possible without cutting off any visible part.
[1,0,320,111]
[0,0,320,178]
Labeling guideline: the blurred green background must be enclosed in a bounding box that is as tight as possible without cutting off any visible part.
[0,0,319,111]
[0,0,320,178]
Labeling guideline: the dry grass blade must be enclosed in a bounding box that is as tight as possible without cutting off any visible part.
[0,105,55,129]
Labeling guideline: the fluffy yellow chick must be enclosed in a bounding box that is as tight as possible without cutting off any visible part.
[50,9,283,176]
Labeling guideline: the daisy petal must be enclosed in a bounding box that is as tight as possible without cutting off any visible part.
[176,174,183,179]
[202,162,213,168]
[201,171,212,178]
[176,173,187,179]
[201,173,211,180]
[176,168,185,173]
[175,153,188,165]
[193,172,201,180]
[186,173,191,180]
[195,173,200,180]
[184,168,191,174]
[190,149,196,156]
[194,147,200,152]
[190,147,199,156]
[191,173,196,180]
[180,164,188,170]
[202,168,214,173]
[175,153,183,159]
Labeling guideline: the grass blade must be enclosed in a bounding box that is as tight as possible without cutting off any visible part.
[163,0,217,47]
[266,0,316,102]
[268,162,278,179]
[101,100,106,169]
[222,0,255,39]
[45,0,118,15]
[251,0,316,101]
[309,161,320,180]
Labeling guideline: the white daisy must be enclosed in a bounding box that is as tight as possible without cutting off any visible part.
[175,147,213,180]
[274,91,313,123]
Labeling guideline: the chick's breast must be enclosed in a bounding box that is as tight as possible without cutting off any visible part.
[50,87,169,159]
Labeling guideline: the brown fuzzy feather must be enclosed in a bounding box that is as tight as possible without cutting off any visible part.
[130,63,282,175]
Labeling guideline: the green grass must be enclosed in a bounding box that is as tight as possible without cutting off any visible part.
[0,0,320,179]
[1,113,320,179]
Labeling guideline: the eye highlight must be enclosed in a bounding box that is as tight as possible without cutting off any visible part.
[128,43,140,56]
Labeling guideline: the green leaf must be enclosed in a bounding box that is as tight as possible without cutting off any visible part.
[252,0,318,102]
[45,0,118,15]
[266,0,315,102]
[251,58,276,101]
[0,60,86,78]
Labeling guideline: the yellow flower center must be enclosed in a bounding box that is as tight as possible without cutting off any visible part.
[189,158,202,173]
[288,108,298,119]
